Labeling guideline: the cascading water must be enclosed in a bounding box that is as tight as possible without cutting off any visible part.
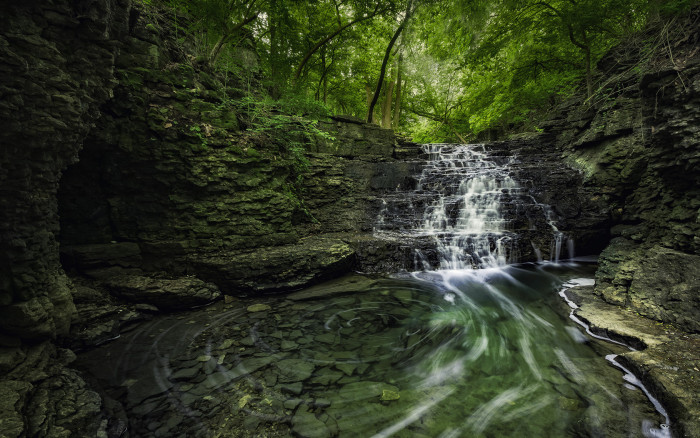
[415,144,519,269]
[376,143,564,269]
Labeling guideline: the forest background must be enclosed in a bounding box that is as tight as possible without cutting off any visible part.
[143,0,698,143]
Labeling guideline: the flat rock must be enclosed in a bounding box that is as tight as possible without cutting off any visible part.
[189,236,355,294]
[567,285,700,438]
[287,274,377,301]
[247,304,271,312]
[60,243,142,270]
[338,381,400,402]
[292,408,332,438]
[276,359,316,383]
[101,273,221,310]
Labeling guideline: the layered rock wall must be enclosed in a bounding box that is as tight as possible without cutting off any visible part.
[0,0,129,341]
[0,0,131,435]
[55,6,422,296]
[540,12,700,332]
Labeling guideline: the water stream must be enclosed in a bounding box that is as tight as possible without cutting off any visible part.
[374,144,569,270]
[77,144,669,437]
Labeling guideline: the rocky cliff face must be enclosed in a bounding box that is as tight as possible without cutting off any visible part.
[53,4,424,305]
[0,0,131,435]
[539,11,700,332]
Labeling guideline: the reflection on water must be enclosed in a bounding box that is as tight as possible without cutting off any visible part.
[78,263,667,437]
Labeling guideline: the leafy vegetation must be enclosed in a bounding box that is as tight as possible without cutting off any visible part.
[141,0,698,142]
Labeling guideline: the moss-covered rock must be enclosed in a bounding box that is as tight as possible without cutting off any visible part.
[596,240,700,332]
[191,236,355,294]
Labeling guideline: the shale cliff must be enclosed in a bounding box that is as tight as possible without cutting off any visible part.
[0,0,131,436]
[540,11,700,334]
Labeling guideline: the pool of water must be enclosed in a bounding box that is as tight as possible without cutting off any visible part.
[77,262,668,437]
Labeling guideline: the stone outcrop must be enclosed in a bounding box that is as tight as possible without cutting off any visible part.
[0,0,130,342]
[0,1,132,435]
[538,11,700,332]
[54,1,423,302]
[563,284,700,438]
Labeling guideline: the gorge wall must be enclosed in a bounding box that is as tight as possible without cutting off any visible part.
[539,12,700,333]
[0,0,131,436]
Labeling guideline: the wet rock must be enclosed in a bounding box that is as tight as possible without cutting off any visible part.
[127,378,173,405]
[284,398,303,410]
[287,274,378,301]
[235,356,276,375]
[335,363,357,376]
[276,359,316,383]
[281,340,299,351]
[380,389,400,401]
[596,241,700,333]
[171,367,199,381]
[204,372,234,391]
[218,339,235,350]
[26,367,105,437]
[279,382,303,395]
[292,406,332,438]
[100,272,221,310]
[315,333,336,344]
[571,284,700,437]
[309,369,344,386]
[338,381,400,401]
[247,304,271,312]
[0,380,32,438]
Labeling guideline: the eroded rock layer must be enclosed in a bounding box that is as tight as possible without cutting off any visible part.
[0,0,131,435]
[542,12,700,332]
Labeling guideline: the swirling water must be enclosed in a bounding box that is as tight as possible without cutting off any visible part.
[78,265,666,437]
[77,144,668,437]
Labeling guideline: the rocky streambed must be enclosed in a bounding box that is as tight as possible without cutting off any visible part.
[75,264,676,438]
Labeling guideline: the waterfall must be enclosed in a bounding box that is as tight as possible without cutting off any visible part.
[376,143,567,270]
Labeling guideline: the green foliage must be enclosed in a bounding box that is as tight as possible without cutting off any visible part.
[224,92,335,180]
[189,124,209,150]
[139,0,695,144]
[400,0,662,141]
[652,0,699,15]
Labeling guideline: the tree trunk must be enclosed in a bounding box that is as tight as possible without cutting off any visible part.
[446,121,467,144]
[294,11,378,81]
[209,34,230,66]
[393,54,403,129]
[583,31,592,99]
[269,0,280,94]
[208,13,259,66]
[381,80,395,128]
[365,85,374,109]
[367,0,413,123]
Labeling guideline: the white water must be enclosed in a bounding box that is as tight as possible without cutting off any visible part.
[416,144,518,269]
[376,144,569,269]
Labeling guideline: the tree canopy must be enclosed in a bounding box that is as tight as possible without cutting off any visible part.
[149,0,698,142]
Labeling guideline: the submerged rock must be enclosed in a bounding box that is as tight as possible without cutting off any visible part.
[276,359,316,383]
[247,303,272,312]
[292,406,332,438]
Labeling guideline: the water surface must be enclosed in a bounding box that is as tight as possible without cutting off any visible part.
[78,263,667,437]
